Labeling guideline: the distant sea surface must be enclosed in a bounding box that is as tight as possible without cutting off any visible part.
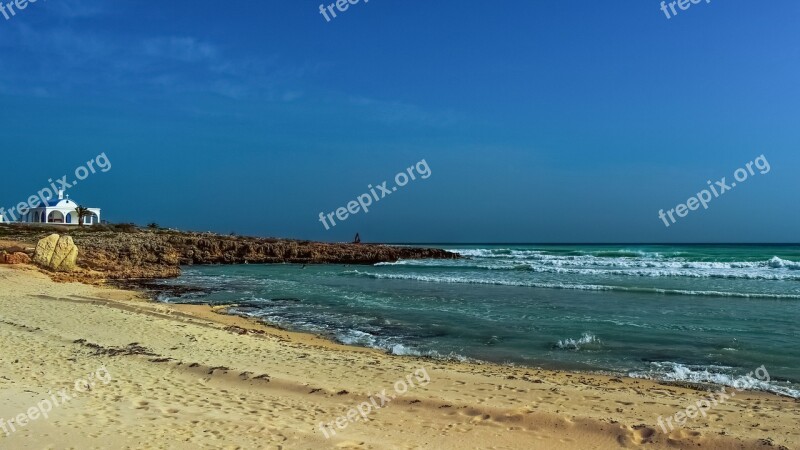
[159,244,800,398]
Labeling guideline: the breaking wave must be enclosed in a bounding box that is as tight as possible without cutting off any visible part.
[555,332,601,350]
[630,362,800,398]
[343,270,800,299]
[375,253,800,282]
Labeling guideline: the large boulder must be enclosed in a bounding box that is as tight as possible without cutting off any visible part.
[33,234,60,266]
[33,234,78,272]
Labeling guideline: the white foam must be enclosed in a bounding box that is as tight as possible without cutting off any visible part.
[341,270,800,299]
[768,256,800,270]
[393,252,800,281]
[629,362,800,398]
[335,329,377,346]
[556,332,600,350]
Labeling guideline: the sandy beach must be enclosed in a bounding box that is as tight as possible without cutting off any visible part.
[0,265,795,449]
[2,1,796,447]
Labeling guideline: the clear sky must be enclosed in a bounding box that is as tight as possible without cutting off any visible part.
[0,0,798,243]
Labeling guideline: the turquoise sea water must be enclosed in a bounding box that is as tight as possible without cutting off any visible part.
[160,245,800,397]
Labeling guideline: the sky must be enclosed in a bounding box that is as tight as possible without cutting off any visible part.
[0,0,798,243]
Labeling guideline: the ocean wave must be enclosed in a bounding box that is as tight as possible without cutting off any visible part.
[451,248,800,269]
[517,264,800,281]
[629,362,800,398]
[556,332,601,350]
[591,251,647,258]
[768,256,800,270]
[388,344,469,361]
[340,270,800,299]
[451,249,533,258]
[380,255,800,281]
[376,260,535,272]
[333,329,470,361]
[336,329,378,347]
[452,248,660,260]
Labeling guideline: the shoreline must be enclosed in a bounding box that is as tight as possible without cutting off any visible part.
[173,297,800,401]
[152,264,800,401]
[183,298,799,400]
[1,264,797,448]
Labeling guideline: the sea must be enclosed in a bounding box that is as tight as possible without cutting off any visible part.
[157,244,800,398]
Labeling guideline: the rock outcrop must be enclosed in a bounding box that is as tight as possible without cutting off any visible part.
[73,233,457,279]
[33,234,79,272]
[1,225,459,280]
[1,251,31,265]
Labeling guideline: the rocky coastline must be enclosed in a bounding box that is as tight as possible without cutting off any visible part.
[0,224,459,281]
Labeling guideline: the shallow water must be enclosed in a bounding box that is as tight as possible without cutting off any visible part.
[159,244,800,397]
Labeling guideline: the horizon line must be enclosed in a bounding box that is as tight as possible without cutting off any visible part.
[381,242,800,246]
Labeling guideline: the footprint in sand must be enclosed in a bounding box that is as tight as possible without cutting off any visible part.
[469,414,492,424]
[677,429,701,438]
[631,426,655,444]
[133,399,150,410]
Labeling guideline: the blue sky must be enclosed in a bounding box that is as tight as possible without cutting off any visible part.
[0,0,798,243]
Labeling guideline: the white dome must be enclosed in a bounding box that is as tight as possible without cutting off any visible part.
[43,198,78,208]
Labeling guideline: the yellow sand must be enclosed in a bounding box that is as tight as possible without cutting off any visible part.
[0,265,797,449]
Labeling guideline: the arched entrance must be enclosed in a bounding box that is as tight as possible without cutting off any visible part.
[48,211,64,223]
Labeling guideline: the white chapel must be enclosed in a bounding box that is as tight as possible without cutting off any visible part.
[24,191,101,225]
